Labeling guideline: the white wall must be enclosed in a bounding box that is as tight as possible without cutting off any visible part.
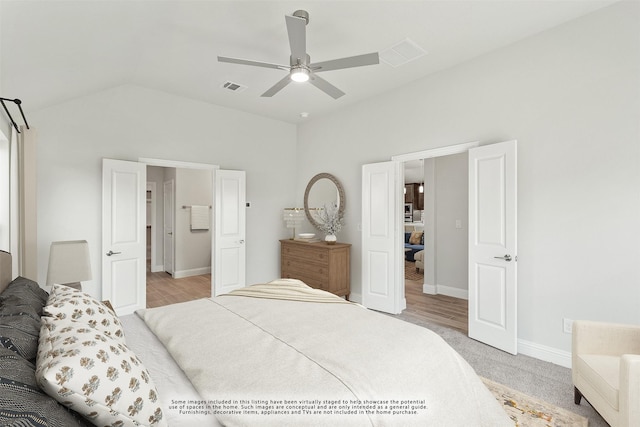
[297,2,640,355]
[174,168,212,276]
[434,153,468,296]
[0,2,9,139]
[33,84,297,296]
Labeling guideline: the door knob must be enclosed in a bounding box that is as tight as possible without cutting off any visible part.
[106,250,121,256]
[494,254,512,262]
[168,232,173,235]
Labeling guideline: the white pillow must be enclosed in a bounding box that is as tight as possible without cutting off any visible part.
[44,284,125,343]
[36,316,167,427]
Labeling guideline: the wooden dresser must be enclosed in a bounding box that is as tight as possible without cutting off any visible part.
[280,239,351,299]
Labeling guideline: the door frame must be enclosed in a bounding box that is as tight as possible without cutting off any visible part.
[139,158,220,290]
[389,140,518,353]
[146,182,157,271]
[162,179,175,275]
[392,141,480,298]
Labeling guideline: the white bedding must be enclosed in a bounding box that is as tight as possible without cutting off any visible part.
[120,313,222,427]
[138,284,512,427]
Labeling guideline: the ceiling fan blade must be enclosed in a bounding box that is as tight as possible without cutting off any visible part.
[310,52,379,73]
[309,74,345,99]
[261,75,293,97]
[218,56,288,71]
[285,14,307,61]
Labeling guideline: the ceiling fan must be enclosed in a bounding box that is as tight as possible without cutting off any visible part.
[218,10,379,99]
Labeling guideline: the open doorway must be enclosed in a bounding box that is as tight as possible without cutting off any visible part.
[145,165,213,308]
[401,153,470,333]
[363,140,517,352]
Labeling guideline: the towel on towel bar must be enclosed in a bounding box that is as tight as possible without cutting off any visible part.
[190,205,210,231]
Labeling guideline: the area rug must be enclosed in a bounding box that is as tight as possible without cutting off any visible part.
[482,377,588,427]
[404,260,423,281]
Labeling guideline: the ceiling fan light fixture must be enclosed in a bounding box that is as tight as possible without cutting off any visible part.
[290,67,310,83]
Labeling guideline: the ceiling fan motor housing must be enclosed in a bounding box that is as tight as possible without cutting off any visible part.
[290,54,311,67]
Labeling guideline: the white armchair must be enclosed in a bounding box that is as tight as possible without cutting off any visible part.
[572,320,640,427]
[414,250,424,273]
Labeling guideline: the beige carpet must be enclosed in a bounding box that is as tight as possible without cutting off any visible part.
[482,377,588,427]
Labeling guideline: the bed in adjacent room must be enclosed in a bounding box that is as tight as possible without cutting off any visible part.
[0,250,511,426]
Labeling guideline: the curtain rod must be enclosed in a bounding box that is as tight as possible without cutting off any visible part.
[0,97,29,134]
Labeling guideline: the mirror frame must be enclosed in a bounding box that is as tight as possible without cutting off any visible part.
[303,173,346,231]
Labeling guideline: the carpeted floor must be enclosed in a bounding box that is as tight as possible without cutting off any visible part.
[390,312,608,427]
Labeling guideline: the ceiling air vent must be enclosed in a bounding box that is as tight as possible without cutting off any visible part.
[380,38,427,68]
[221,81,247,93]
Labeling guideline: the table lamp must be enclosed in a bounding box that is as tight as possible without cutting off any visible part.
[46,240,92,291]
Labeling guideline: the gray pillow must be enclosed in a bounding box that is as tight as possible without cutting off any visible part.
[0,276,49,314]
[0,348,92,426]
[0,277,49,363]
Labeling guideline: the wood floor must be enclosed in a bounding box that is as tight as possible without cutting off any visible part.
[403,278,468,334]
[146,264,468,334]
[146,269,211,308]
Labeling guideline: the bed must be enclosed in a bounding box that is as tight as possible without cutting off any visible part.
[0,250,511,426]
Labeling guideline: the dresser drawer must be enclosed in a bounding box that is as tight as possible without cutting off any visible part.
[281,245,328,265]
[282,258,328,279]
[280,240,351,299]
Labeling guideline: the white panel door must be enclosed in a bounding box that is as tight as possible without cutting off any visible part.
[163,180,174,275]
[468,140,517,354]
[212,170,246,296]
[361,161,405,314]
[102,159,146,315]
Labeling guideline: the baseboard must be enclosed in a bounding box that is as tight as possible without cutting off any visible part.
[423,283,437,295]
[423,283,468,300]
[349,292,405,314]
[172,267,211,279]
[151,264,163,273]
[349,292,362,304]
[518,338,571,368]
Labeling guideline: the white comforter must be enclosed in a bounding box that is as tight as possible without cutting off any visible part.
[139,283,511,427]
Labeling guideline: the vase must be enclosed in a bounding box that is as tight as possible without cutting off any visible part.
[325,234,337,245]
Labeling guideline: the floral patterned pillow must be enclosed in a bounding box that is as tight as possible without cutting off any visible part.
[36,316,167,427]
[44,284,125,343]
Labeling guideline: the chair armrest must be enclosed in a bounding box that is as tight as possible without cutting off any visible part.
[573,320,640,357]
[620,354,640,427]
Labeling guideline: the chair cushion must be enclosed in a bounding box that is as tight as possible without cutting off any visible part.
[577,354,620,410]
[414,250,425,262]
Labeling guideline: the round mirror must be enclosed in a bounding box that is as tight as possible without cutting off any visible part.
[304,173,346,231]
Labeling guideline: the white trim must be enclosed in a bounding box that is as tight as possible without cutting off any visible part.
[146,182,156,272]
[436,284,468,300]
[421,283,468,299]
[518,339,572,368]
[151,263,163,273]
[172,266,211,279]
[139,157,220,170]
[391,141,480,162]
[349,292,362,304]
[422,283,437,295]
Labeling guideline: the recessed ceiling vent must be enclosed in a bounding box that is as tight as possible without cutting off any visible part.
[221,81,247,93]
[380,38,427,67]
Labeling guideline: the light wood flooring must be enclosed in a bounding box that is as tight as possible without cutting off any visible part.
[145,263,468,335]
[146,269,211,308]
[403,278,468,334]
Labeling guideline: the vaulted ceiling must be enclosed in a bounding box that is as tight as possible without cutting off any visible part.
[1,0,617,124]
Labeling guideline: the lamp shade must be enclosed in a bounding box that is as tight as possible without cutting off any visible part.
[46,240,92,286]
